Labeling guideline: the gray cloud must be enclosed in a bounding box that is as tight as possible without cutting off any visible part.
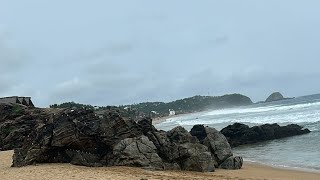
[0,32,28,96]
[1,0,320,106]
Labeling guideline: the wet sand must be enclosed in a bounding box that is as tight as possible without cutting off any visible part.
[1,150,319,180]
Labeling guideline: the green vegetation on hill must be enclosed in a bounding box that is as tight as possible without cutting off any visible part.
[50,102,94,110]
[120,93,252,116]
[50,94,252,118]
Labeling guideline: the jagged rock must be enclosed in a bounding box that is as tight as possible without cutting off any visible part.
[221,123,311,147]
[12,148,27,167]
[67,150,102,167]
[145,130,180,162]
[2,103,245,172]
[0,104,41,150]
[219,156,243,170]
[137,117,157,134]
[99,111,143,147]
[167,126,199,144]
[12,148,57,167]
[178,143,215,172]
[190,125,233,166]
[265,92,284,102]
[110,135,163,170]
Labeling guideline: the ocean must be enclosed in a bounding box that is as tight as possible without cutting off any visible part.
[155,94,320,171]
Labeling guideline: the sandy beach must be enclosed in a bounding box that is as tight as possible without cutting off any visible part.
[1,151,319,180]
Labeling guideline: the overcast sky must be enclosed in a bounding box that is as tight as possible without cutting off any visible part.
[1,0,320,107]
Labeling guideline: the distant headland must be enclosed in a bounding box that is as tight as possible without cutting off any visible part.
[50,93,253,119]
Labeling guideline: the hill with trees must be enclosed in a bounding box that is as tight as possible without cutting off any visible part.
[119,94,252,117]
[50,94,252,119]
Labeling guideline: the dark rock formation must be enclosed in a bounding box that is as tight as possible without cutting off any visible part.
[219,156,243,170]
[109,135,163,169]
[221,123,311,147]
[0,104,46,151]
[0,103,243,172]
[178,143,215,172]
[190,125,241,169]
[265,92,284,102]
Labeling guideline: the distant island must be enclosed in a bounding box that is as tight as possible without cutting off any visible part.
[50,93,253,119]
[265,92,294,103]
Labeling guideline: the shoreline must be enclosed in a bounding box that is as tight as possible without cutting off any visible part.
[243,158,320,174]
[1,150,319,180]
[153,114,320,176]
[152,112,199,125]
[245,160,320,174]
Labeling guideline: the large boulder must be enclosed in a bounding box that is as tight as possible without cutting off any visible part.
[146,130,180,163]
[145,126,216,172]
[167,126,199,144]
[190,125,240,169]
[219,156,243,170]
[178,143,215,172]
[221,123,311,147]
[109,135,163,170]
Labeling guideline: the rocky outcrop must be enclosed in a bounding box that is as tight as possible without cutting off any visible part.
[219,156,243,170]
[0,103,242,172]
[265,92,284,102]
[0,104,48,151]
[221,123,311,147]
[109,135,163,169]
[190,125,242,169]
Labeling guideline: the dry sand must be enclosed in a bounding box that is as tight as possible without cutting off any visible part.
[1,150,319,180]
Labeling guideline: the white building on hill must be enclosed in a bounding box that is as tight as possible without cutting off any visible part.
[169,109,176,116]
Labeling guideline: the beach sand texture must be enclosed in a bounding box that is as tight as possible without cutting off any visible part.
[1,151,319,180]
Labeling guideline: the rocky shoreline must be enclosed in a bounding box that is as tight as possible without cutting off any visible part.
[221,123,311,147]
[0,103,311,173]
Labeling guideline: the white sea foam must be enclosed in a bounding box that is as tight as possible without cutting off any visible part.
[156,96,320,170]
[203,101,320,117]
[158,99,320,127]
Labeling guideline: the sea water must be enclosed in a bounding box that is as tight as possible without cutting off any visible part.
[155,94,320,171]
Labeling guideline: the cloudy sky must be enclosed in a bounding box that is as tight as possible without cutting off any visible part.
[1,0,320,107]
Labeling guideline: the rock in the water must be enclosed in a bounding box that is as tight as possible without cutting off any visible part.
[221,123,311,147]
[265,92,284,102]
